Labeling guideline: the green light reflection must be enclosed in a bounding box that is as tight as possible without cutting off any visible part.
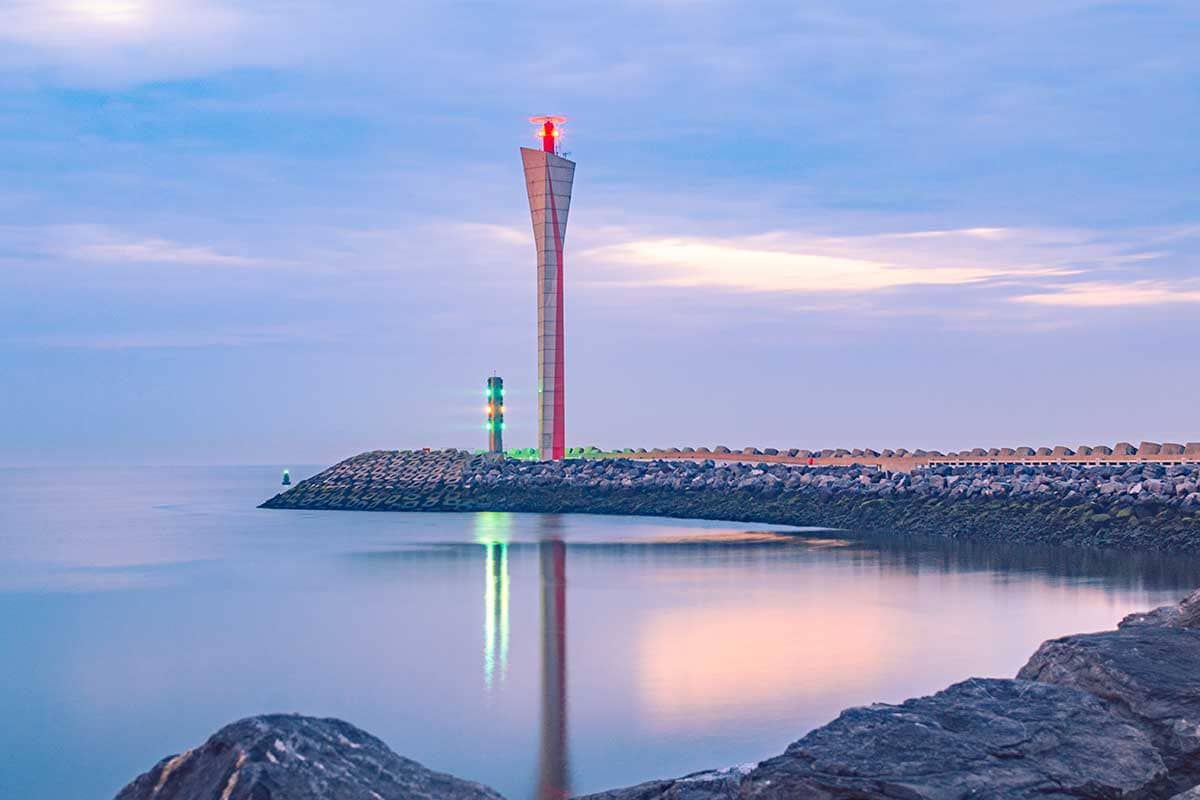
[476,512,512,691]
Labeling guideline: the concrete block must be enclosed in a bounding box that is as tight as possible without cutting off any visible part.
[1016,447,1035,456]
[1186,443,1200,456]
[1036,447,1053,456]
[1052,447,1075,457]
[1077,446,1093,456]
[1161,443,1184,455]
[1113,442,1136,455]
[1000,448,1016,456]
[881,449,895,457]
[1138,441,1162,455]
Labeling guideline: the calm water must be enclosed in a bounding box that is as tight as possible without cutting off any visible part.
[3,466,1200,800]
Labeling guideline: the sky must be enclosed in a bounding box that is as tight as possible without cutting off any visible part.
[0,0,1198,466]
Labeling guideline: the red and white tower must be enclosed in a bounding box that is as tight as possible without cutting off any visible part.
[522,116,575,461]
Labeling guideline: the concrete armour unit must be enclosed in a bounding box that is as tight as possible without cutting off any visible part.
[521,145,576,461]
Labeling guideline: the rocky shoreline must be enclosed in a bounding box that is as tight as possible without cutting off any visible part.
[261,450,1200,553]
[116,588,1200,799]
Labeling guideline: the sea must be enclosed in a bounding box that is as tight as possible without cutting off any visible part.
[2,465,1198,799]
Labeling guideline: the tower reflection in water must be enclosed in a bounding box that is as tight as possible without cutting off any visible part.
[475,512,571,800]
[538,516,570,800]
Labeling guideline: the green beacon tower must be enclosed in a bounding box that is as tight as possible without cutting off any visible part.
[487,376,504,455]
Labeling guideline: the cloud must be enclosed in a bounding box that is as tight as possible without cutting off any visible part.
[1013,280,1200,308]
[575,227,1109,295]
[38,225,269,267]
[0,0,285,85]
[65,237,261,267]
[2,326,319,350]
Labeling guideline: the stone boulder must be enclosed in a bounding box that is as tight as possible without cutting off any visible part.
[114,715,503,800]
[578,679,1164,800]
[1018,588,1200,794]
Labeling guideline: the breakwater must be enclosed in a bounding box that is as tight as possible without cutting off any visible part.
[261,450,1200,553]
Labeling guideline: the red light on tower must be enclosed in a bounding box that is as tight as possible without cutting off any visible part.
[530,115,566,155]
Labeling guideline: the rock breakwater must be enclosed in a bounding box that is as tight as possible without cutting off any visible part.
[262,450,1200,553]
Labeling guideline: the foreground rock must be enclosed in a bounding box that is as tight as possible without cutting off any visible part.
[1018,588,1200,796]
[114,714,502,800]
[262,450,1200,553]
[580,679,1166,799]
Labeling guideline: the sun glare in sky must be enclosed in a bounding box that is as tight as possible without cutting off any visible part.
[67,0,146,26]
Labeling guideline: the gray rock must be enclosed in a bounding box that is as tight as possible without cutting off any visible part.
[578,679,1165,800]
[114,714,503,800]
[1018,589,1200,792]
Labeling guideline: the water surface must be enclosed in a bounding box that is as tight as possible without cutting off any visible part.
[2,465,1198,800]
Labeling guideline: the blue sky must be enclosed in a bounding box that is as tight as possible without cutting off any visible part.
[1,1,1197,465]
